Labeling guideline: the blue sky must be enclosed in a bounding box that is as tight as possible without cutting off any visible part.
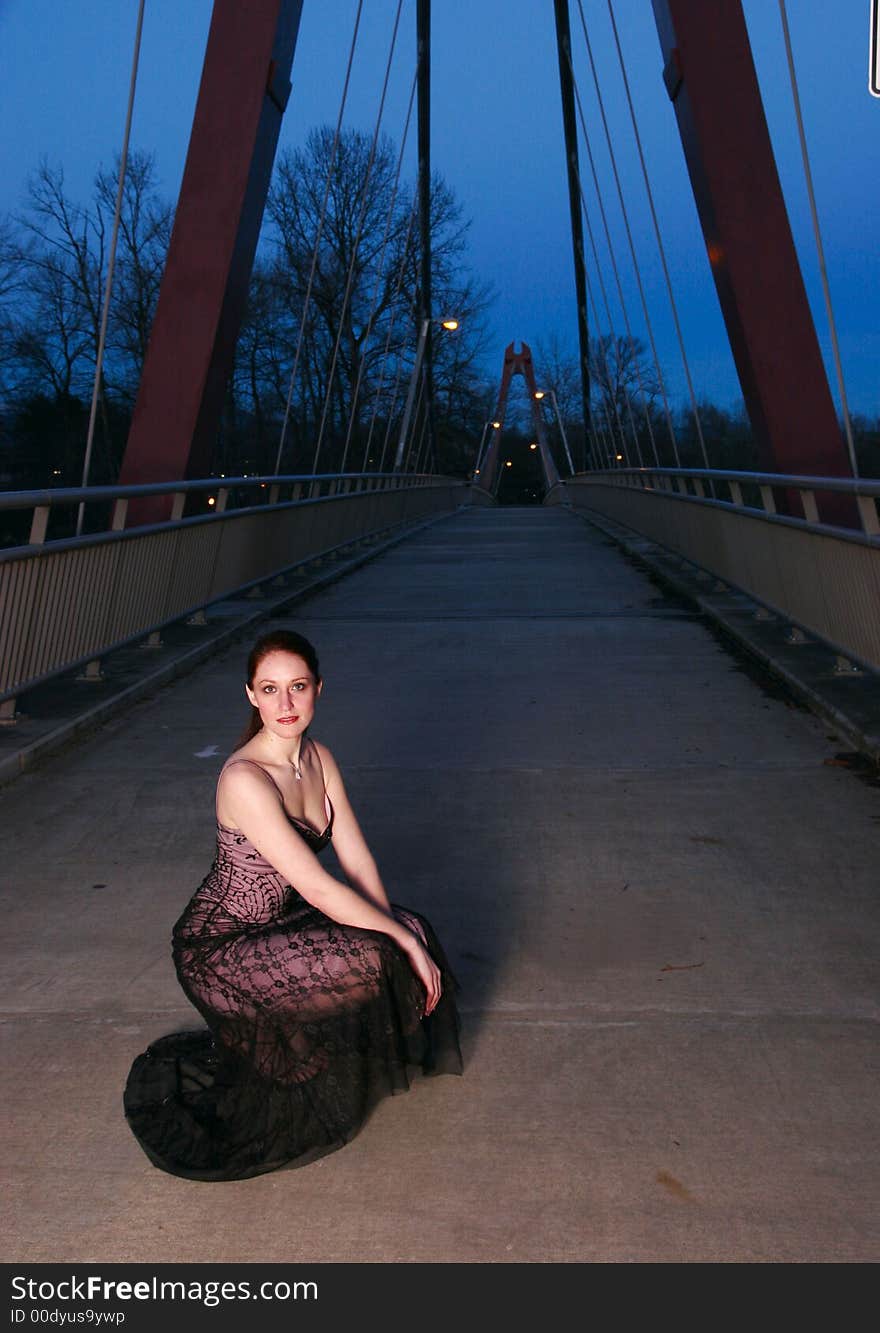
[0,0,877,414]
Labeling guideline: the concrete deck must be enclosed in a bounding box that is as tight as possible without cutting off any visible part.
[3,505,879,1263]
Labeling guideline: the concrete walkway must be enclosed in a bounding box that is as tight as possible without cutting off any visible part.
[3,505,879,1263]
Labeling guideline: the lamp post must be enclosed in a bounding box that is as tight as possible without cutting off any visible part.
[472,418,501,479]
[494,457,513,498]
[394,316,459,471]
[534,389,575,475]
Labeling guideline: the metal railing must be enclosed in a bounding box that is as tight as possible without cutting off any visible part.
[0,472,487,717]
[548,467,880,672]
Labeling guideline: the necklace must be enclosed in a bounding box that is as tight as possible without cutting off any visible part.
[291,740,306,780]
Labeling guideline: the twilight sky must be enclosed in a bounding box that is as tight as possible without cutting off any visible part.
[0,0,877,415]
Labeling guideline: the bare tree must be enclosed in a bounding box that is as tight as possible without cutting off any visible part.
[14,160,104,405]
[8,153,172,482]
[589,334,659,422]
[532,333,589,470]
[0,216,23,401]
[264,127,492,473]
[94,151,172,403]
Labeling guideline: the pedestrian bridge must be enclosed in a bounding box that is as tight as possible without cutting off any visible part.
[2,492,878,1262]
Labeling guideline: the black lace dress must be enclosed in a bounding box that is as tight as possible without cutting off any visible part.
[123,753,462,1181]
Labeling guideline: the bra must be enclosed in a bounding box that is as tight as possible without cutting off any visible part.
[217,742,334,844]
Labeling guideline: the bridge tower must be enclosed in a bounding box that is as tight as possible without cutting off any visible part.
[478,342,560,495]
[652,0,853,503]
[118,0,303,524]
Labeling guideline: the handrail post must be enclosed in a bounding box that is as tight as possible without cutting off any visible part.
[855,494,880,536]
[29,507,50,545]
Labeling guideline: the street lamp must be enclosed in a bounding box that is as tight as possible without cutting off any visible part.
[534,388,575,475]
[472,418,501,477]
[394,316,459,470]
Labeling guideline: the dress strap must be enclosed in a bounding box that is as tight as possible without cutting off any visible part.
[307,739,333,828]
[308,737,328,795]
[223,747,326,797]
[221,758,286,799]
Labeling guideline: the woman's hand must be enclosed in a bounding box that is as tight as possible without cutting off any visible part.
[401,935,442,1016]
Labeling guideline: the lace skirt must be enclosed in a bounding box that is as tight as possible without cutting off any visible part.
[123,902,462,1181]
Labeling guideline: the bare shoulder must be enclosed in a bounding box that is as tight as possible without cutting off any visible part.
[310,739,343,783]
[217,758,277,798]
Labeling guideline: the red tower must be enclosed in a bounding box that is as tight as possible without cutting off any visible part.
[478,342,560,495]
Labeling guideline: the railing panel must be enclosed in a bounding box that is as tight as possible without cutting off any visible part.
[0,475,473,704]
[164,522,225,618]
[560,474,880,671]
[106,529,180,643]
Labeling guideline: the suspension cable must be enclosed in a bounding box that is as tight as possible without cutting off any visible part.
[367,191,419,469]
[565,34,651,467]
[77,0,146,535]
[273,0,364,476]
[377,351,406,470]
[411,385,430,473]
[576,0,676,466]
[575,134,642,466]
[607,0,703,468]
[404,371,427,471]
[778,0,858,476]
[339,66,417,471]
[582,256,631,465]
[311,0,405,474]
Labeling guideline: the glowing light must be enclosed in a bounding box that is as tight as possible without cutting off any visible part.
[505,460,512,468]
[615,454,623,461]
[440,318,459,331]
[207,497,216,507]
[529,443,538,451]
[533,390,545,400]
[492,421,501,429]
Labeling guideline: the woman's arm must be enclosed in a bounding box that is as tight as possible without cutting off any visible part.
[314,741,392,912]
[219,764,440,1011]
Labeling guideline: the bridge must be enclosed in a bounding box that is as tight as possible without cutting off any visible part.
[1,0,879,1268]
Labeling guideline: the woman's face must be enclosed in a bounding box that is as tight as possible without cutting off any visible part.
[245,650,322,742]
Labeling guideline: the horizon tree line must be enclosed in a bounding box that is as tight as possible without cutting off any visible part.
[0,133,876,494]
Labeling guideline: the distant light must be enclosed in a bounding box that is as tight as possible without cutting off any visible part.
[260,482,267,488]
[207,497,216,507]
[534,391,545,400]
[474,469,480,475]
[505,460,512,468]
[615,453,623,461]
[492,421,501,429]
[529,443,538,451]
[440,318,459,331]
[52,468,61,476]
[220,473,225,478]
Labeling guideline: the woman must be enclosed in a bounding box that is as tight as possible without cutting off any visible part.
[124,629,461,1180]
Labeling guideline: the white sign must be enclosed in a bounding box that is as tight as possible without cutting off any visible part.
[872,0,880,96]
